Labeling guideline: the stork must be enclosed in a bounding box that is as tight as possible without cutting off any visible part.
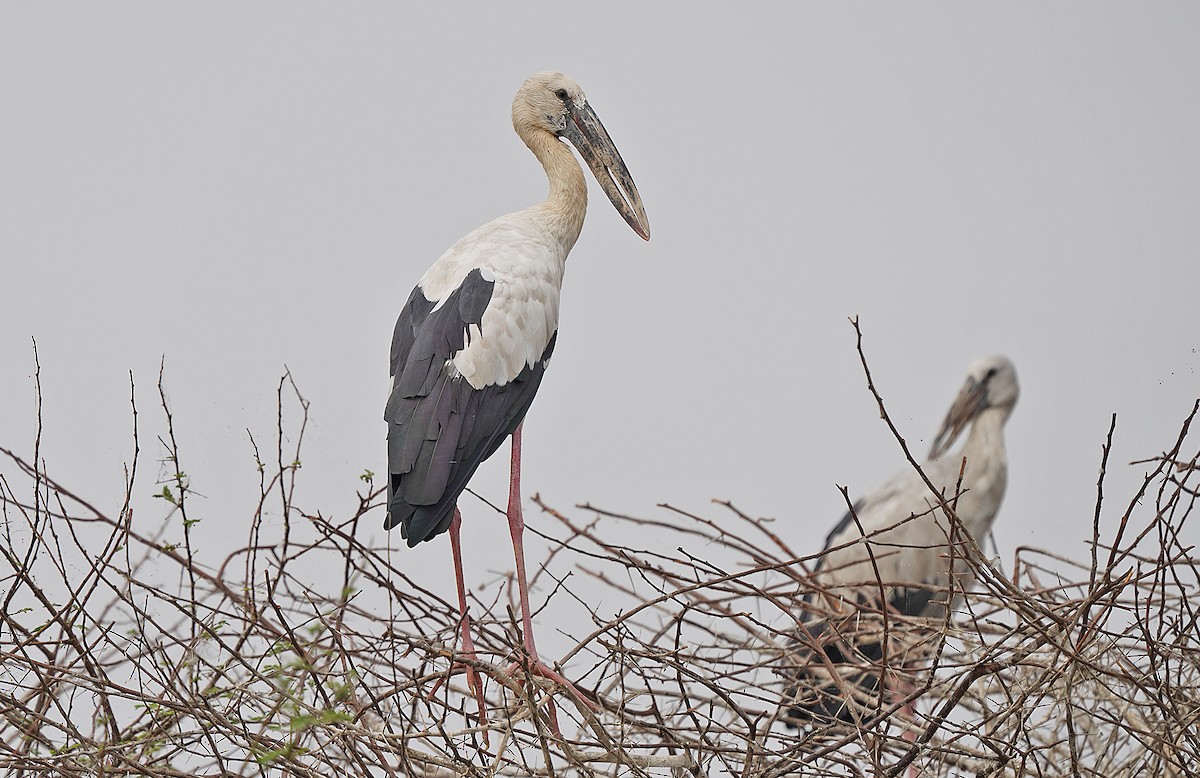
[786,355,1019,729]
[384,72,649,722]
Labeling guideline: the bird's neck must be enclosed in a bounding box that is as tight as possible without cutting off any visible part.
[954,407,1010,528]
[962,407,1008,462]
[527,130,588,253]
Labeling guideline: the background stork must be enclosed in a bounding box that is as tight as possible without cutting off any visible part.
[786,355,1019,726]
[384,72,649,716]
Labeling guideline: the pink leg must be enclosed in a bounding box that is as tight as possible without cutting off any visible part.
[889,676,919,778]
[506,424,539,659]
[429,507,489,741]
[504,424,598,715]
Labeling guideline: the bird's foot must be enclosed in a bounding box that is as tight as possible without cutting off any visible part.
[504,656,600,717]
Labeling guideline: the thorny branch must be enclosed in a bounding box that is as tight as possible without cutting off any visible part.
[1,342,1198,777]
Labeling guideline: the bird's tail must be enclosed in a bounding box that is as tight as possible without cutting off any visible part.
[384,476,456,548]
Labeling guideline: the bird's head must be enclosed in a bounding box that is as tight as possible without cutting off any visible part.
[929,355,1019,459]
[512,71,587,137]
[513,71,650,240]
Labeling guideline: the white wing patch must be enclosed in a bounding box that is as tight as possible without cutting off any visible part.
[452,273,559,389]
[416,209,568,391]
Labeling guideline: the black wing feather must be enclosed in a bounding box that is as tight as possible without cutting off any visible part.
[820,499,865,555]
[389,286,435,382]
[384,268,555,547]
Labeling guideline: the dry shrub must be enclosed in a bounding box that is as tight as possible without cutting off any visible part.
[2,347,1197,777]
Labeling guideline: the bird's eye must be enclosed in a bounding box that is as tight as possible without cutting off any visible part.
[985,367,998,380]
[554,88,569,102]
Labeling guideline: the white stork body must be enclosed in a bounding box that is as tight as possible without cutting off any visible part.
[817,398,1010,617]
[384,211,570,545]
[384,72,649,722]
[788,355,1019,725]
[416,212,569,392]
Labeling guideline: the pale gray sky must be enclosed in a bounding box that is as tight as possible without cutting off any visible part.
[2,5,1197,625]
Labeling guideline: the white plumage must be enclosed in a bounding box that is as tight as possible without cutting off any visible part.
[416,214,568,390]
[816,355,1017,615]
[788,355,1019,724]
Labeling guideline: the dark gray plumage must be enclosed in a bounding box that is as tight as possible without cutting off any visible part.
[385,268,555,546]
